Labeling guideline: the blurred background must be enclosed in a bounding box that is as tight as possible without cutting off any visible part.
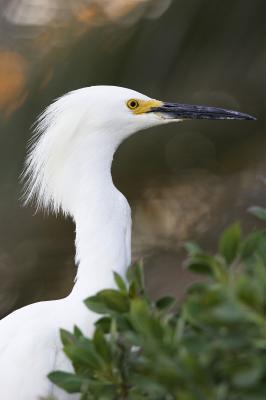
[0,0,265,318]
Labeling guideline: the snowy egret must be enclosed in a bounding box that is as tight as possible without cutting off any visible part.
[0,86,255,399]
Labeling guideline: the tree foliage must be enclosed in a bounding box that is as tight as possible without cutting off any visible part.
[49,210,266,399]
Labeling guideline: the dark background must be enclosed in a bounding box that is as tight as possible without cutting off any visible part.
[0,0,265,318]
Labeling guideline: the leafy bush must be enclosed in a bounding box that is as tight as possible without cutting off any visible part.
[49,208,266,400]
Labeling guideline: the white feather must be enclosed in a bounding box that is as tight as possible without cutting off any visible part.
[0,86,165,399]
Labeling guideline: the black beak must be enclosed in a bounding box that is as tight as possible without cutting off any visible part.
[150,102,256,121]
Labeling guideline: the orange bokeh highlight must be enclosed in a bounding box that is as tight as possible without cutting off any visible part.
[0,51,28,118]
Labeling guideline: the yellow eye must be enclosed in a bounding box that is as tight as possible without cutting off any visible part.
[127,99,139,110]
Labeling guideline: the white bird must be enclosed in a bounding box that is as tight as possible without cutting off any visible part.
[0,86,254,400]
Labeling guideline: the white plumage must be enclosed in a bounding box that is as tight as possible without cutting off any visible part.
[0,86,168,400]
[0,85,253,399]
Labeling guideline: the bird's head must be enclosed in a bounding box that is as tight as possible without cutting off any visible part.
[23,85,255,215]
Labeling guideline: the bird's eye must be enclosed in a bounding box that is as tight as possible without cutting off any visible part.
[127,99,139,110]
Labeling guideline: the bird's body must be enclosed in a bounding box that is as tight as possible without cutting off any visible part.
[0,188,130,400]
[0,86,254,399]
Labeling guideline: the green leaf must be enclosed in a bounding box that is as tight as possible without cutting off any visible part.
[130,299,163,339]
[48,371,85,393]
[184,241,202,256]
[156,296,176,310]
[60,329,76,347]
[240,231,264,260]
[64,337,103,369]
[249,206,266,221]
[73,325,83,339]
[210,302,249,324]
[113,271,127,293]
[95,316,111,333]
[187,282,209,295]
[85,290,129,314]
[127,261,145,293]
[219,223,241,264]
[134,261,145,291]
[184,254,217,275]
[93,328,111,363]
[130,299,149,326]
[231,358,263,388]
[129,281,138,298]
[98,289,130,313]
[84,295,111,314]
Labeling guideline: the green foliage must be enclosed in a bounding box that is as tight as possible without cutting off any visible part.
[49,214,266,400]
[249,206,266,222]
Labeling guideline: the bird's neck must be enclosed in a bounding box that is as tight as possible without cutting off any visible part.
[68,144,131,301]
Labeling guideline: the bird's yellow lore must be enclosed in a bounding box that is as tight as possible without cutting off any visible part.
[127,98,163,114]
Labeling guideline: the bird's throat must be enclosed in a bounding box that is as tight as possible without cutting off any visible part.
[68,159,131,301]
